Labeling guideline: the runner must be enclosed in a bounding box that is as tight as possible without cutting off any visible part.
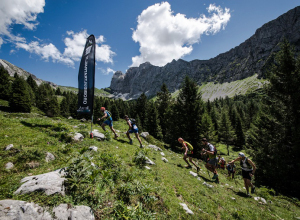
[201,138,219,182]
[178,138,200,172]
[226,163,236,179]
[124,115,143,148]
[97,107,119,139]
[230,152,256,196]
[219,157,226,170]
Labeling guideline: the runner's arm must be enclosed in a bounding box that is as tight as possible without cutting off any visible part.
[247,158,256,174]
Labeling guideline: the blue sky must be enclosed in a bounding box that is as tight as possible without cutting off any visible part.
[0,0,299,89]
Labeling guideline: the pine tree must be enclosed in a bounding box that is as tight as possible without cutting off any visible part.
[145,102,163,140]
[135,93,148,128]
[9,77,31,112]
[172,76,204,154]
[26,75,38,93]
[111,103,120,121]
[60,97,70,117]
[0,66,11,100]
[219,109,235,155]
[201,112,217,142]
[247,39,300,197]
[46,96,60,117]
[156,83,172,140]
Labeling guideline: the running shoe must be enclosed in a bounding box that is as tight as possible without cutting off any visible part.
[129,140,133,145]
[212,174,218,179]
[251,186,255,193]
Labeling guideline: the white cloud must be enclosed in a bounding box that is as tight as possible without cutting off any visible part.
[0,0,45,43]
[131,2,231,67]
[99,67,115,75]
[15,41,74,66]
[63,30,115,63]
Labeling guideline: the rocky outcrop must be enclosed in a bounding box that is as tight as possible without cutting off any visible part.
[0,59,57,87]
[110,6,300,100]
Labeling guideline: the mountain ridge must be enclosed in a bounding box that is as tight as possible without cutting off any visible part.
[110,6,300,100]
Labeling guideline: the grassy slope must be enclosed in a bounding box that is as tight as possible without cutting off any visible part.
[171,74,266,101]
[58,85,111,97]
[0,100,299,219]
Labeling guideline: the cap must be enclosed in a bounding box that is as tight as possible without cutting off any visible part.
[178,138,183,142]
[238,152,245,158]
[100,107,105,111]
[202,138,207,142]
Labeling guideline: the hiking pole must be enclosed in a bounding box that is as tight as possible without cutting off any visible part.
[90,115,94,138]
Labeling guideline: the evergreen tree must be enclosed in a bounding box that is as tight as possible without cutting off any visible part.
[55,87,62,95]
[46,96,60,117]
[60,97,70,117]
[26,75,38,93]
[247,40,300,197]
[219,109,235,155]
[172,76,204,154]
[145,102,163,140]
[0,66,11,100]
[9,77,31,112]
[201,112,216,142]
[156,83,172,140]
[111,103,120,121]
[135,93,148,128]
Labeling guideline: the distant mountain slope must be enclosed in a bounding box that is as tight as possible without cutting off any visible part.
[110,6,300,100]
[0,59,57,87]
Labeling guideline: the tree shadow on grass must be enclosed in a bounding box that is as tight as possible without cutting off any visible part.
[0,105,10,112]
[116,139,129,144]
[234,191,250,198]
[199,175,216,183]
[21,121,52,129]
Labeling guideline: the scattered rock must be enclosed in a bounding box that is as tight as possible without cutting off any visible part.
[73,126,78,128]
[89,146,98,152]
[80,118,86,122]
[68,116,73,119]
[225,184,229,186]
[231,197,236,200]
[72,133,84,141]
[53,204,95,220]
[145,166,151,170]
[161,157,168,162]
[5,144,13,150]
[26,161,40,169]
[0,200,52,219]
[199,208,209,214]
[147,145,163,151]
[145,157,155,165]
[203,182,214,188]
[140,132,149,138]
[116,146,119,149]
[92,130,105,140]
[5,162,14,170]
[45,152,55,162]
[254,197,267,204]
[91,162,96,167]
[160,152,165,156]
[14,169,66,196]
[197,177,201,181]
[189,171,198,177]
[179,203,193,215]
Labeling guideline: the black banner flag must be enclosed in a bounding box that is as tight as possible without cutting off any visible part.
[77,35,96,115]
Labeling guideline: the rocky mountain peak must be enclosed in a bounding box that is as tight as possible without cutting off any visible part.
[110,6,300,100]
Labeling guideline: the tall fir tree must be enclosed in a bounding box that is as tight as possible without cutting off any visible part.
[145,102,163,140]
[219,109,235,155]
[0,66,11,100]
[171,76,204,154]
[135,93,148,128]
[9,77,31,112]
[247,39,300,197]
[156,83,172,140]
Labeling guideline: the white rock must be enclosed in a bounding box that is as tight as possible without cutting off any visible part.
[145,157,155,165]
[145,166,151,170]
[53,203,95,220]
[179,203,193,214]
[68,116,73,119]
[161,157,168,162]
[225,184,229,186]
[14,169,66,196]
[72,133,84,141]
[0,200,52,219]
[5,162,14,170]
[91,162,95,167]
[92,130,105,140]
[140,132,149,138]
[254,197,267,204]
[231,197,236,200]
[89,146,98,152]
[5,144,13,150]
[203,182,214,188]
[197,177,201,181]
[160,152,165,156]
[189,171,198,177]
[45,152,55,162]
[147,145,163,151]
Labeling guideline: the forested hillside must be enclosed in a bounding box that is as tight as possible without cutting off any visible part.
[0,40,300,219]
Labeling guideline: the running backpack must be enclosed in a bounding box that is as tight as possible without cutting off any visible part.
[106,110,113,120]
[208,143,217,155]
[130,118,136,125]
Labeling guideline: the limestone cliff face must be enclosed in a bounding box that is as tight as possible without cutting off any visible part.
[110,6,300,99]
